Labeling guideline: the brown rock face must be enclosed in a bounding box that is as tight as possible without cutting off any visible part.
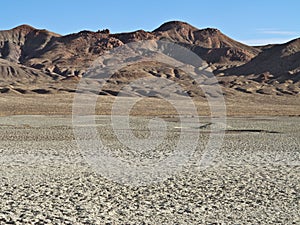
[113,30,156,43]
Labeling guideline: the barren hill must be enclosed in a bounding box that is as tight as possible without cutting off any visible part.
[153,21,260,66]
[224,38,300,81]
[0,21,299,98]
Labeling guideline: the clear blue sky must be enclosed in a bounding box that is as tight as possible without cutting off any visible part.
[2,0,300,45]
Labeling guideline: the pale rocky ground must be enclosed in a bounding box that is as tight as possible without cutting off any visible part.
[0,115,299,224]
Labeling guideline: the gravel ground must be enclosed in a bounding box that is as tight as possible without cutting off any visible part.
[0,115,299,224]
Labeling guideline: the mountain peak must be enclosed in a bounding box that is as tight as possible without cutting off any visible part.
[11,24,61,37]
[12,24,36,32]
[153,21,198,32]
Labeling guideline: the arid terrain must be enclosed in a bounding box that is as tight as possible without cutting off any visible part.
[0,21,299,117]
[0,115,299,224]
[0,21,299,224]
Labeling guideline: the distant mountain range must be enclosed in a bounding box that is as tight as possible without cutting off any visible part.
[0,21,299,96]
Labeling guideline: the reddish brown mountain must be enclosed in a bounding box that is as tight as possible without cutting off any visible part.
[224,38,300,82]
[153,21,260,66]
[0,21,299,96]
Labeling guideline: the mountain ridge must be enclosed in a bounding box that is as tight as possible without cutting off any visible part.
[0,21,299,96]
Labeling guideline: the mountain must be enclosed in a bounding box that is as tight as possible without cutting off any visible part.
[153,21,260,66]
[224,38,300,81]
[0,25,61,63]
[0,21,299,97]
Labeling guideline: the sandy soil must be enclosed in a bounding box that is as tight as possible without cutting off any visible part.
[0,93,299,117]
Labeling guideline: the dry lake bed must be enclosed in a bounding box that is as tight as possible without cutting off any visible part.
[0,115,299,224]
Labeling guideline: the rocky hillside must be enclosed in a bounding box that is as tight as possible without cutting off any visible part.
[224,38,300,81]
[0,21,299,96]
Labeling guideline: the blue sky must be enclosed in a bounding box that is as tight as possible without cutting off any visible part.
[2,0,299,45]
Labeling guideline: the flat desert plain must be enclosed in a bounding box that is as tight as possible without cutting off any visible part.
[0,94,299,224]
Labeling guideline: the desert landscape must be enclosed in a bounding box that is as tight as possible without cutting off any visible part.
[0,20,299,224]
[0,21,299,116]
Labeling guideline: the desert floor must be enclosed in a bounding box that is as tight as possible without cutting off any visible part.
[0,93,300,116]
[0,107,299,224]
